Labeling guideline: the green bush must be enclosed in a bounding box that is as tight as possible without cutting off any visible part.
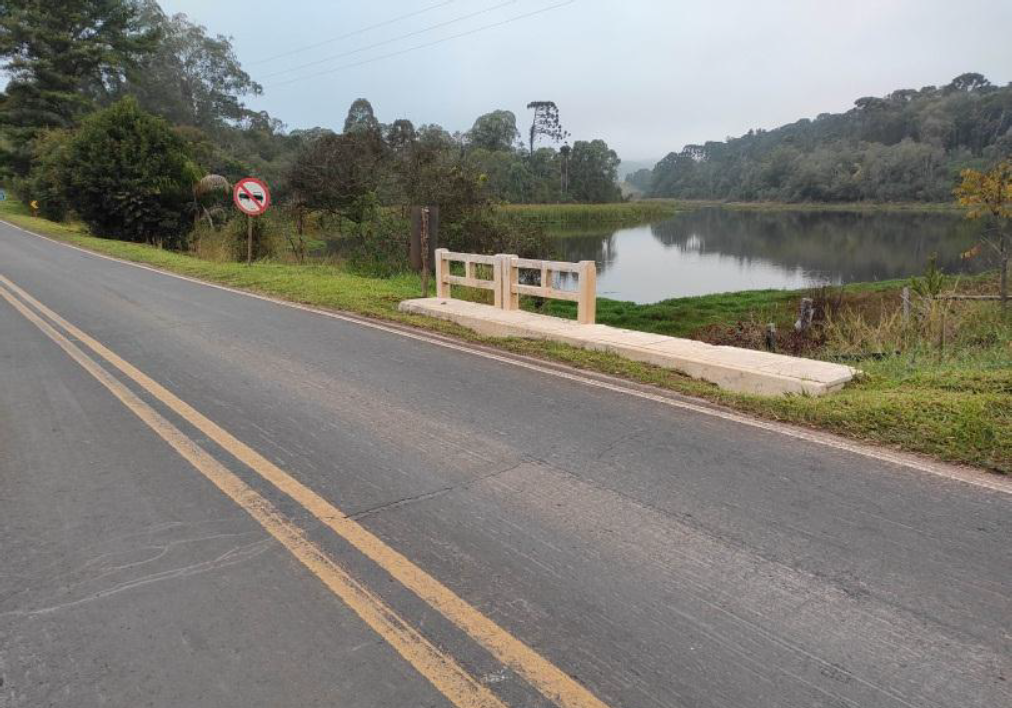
[61,97,200,248]
[441,206,553,259]
[340,194,411,277]
[193,211,288,262]
[14,129,73,221]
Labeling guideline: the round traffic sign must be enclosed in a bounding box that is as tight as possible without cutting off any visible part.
[233,177,270,216]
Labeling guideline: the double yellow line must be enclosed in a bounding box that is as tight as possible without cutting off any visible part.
[0,274,611,708]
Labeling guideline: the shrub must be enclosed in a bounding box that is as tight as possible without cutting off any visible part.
[193,211,287,262]
[61,97,200,248]
[14,129,73,221]
[339,194,411,276]
[441,206,553,259]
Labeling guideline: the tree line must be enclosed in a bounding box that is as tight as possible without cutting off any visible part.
[0,0,623,255]
[640,73,1012,203]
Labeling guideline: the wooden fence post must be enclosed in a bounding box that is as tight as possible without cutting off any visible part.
[577,260,597,325]
[795,297,814,333]
[420,207,430,297]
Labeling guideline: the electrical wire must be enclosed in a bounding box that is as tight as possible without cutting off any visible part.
[248,0,456,65]
[261,0,517,80]
[266,0,576,89]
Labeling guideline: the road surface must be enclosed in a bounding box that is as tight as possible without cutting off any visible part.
[1,221,1009,708]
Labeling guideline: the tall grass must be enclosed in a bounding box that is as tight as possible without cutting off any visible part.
[502,201,678,230]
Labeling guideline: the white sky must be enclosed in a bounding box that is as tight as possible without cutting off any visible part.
[160,0,1012,164]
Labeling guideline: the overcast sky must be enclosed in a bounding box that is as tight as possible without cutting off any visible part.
[160,0,1012,166]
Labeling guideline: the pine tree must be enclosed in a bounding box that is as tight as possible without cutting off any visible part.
[0,0,156,176]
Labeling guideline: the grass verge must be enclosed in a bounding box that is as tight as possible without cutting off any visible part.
[2,199,1008,473]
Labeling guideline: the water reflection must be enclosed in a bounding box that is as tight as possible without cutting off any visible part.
[554,207,985,303]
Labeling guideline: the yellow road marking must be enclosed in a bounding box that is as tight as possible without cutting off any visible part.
[0,274,612,708]
[0,280,507,708]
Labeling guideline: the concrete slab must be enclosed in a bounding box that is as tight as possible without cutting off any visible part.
[399,298,858,397]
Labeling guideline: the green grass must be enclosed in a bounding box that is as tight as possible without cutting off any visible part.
[2,199,1008,473]
[542,289,805,338]
[664,199,963,214]
[537,280,922,338]
[502,201,679,230]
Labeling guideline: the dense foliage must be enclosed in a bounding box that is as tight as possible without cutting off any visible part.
[0,0,157,176]
[59,98,199,246]
[647,73,1012,203]
[955,159,1012,306]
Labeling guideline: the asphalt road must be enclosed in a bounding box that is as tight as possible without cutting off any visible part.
[1,221,1009,708]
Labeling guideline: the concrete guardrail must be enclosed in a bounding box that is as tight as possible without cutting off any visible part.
[434,249,597,324]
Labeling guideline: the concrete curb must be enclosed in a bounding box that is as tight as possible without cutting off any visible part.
[399,298,857,397]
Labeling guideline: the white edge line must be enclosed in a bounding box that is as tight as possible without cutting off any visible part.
[3,218,1009,496]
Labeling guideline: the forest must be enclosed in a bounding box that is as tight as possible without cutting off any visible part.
[638,73,1012,203]
[0,0,622,241]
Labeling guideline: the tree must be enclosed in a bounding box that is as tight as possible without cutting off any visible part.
[648,74,1012,203]
[559,144,571,195]
[947,72,991,93]
[344,98,381,135]
[567,140,621,203]
[13,128,72,220]
[286,131,383,222]
[626,168,653,192]
[526,101,568,158]
[0,0,156,175]
[385,118,417,154]
[111,1,263,131]
[60,97,200,246]
[955,159,1012,309]
[467,110,519,152]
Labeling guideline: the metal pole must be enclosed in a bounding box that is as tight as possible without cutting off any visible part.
[246,215,253,265]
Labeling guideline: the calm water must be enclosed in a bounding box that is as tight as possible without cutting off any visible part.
[552,207,987,304]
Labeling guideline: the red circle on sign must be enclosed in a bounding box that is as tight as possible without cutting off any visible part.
[233,177,271,216]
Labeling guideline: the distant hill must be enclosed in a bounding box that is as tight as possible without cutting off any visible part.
[618,158,660,180]
[646,73,1012,203]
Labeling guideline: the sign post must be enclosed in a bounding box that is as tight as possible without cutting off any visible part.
[232,177,271,264]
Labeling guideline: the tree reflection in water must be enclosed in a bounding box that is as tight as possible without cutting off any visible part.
[554,207,985,303]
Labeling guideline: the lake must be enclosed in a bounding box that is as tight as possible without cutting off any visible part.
[551,207,987,304]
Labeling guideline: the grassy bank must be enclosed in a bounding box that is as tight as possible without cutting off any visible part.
[663,199,963,214]
[2,199,1009,473]
[503,201,679,230]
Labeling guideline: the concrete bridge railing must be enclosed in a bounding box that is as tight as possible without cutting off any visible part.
[434,250,503,308]
[434,249,597,324]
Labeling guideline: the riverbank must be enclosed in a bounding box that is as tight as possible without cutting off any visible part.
[657,199,963,213]
[1,199,1008,473]
[503,201,679,229]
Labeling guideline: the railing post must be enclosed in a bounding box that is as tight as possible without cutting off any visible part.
[492,255,505,309]
[577,260,597,324]
[502,255,519,310]
[434,248,450,299]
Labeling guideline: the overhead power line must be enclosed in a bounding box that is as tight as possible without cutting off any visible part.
[248,0,457,66]
[261,0,518,80]
[267,0,577,89]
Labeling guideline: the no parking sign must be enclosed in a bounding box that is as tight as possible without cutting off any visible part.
[233,177,270,216]
[233,177,270,264]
